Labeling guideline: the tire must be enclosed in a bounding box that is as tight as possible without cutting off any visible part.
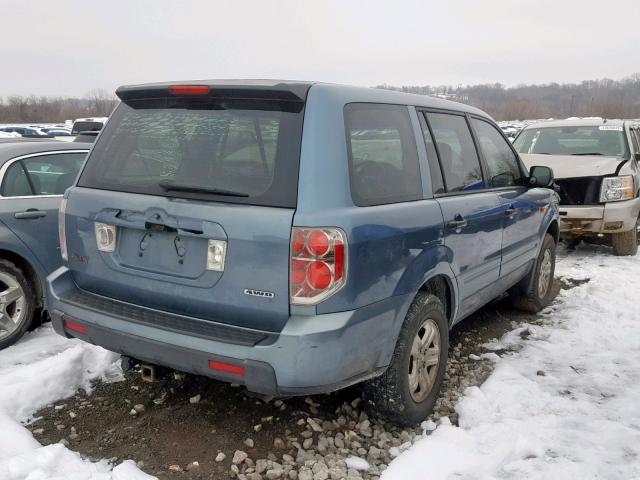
[511,233,556,313]
[612,216,639,256]
[0,260,36,350]
[362,292,449,427]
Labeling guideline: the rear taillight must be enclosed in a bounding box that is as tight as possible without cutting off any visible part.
[290,227,347,305]
[58,199,67,262]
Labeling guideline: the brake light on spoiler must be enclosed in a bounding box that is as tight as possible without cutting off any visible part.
[168,85,211,95]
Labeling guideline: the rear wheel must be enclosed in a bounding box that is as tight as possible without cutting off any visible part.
[511,233,556,313]
[611,216,639,256]
[0,260,36,350]
[362,292,448,427]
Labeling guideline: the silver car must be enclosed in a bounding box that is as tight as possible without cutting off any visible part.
[515,119,640,255]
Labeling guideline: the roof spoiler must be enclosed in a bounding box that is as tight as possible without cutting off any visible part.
[116,81,311,103]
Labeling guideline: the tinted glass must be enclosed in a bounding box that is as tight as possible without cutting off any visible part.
[630,129,640,154]
[22,153,86,195]
[514,125,629,158]
[419,113,445,195]
[2,163,32,196]
[471,118,522,188]
[71,121,103,135]
[79,99,304,208]
[345,103,422,206]
[426,113,484,192]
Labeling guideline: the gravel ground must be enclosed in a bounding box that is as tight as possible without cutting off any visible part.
[27,283,563,480]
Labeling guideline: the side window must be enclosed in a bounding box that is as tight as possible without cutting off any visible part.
[20,153,86,195]
[425,113,485,192]
[1,162,33,197]
[345,103,422,206]
[630,128,640,154]
[471,118,523,188]
[419,113,445,195]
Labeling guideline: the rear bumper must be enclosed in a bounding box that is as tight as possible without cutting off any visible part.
[558,198,640,236]
[47,267,411,396]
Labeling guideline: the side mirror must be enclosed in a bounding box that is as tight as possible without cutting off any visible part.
[528,165,554,188]
[634,153,640,163]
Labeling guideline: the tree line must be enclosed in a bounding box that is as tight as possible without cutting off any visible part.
[0,89,117,123]
[3,75,640,123]
[377,74,640,121]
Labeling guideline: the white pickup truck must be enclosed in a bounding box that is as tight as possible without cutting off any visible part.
[515,118,640,256]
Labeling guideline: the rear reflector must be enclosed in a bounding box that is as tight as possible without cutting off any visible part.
[64,320,86,334]
[169,85,210,95]
[208,360,244,376]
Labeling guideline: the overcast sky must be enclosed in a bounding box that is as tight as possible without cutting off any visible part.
[1,0,639,97]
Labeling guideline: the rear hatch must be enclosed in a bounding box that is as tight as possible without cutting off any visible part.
[66,82,310,332]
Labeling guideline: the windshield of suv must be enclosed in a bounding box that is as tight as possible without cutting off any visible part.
[78,98,304,207]
[513,125,629,158]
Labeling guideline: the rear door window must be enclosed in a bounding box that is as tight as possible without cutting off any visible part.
[1,152,86,197]
[345,103,422,206]
[470,118,523,188]
[78,99,304,208]
[419,114,445,195]
[425,112,485,192]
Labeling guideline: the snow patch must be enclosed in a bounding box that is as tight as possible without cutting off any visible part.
[0,325,154,479]
[383,248,640,480]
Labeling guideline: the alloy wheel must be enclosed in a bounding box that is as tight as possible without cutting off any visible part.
[0,272,27,341]
[408,318,441,403]
[538,249,553,298]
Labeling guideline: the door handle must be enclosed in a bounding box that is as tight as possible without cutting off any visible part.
[14,209,47,219]
[447,214,468,229]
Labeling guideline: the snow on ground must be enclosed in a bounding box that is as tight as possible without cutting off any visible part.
[1,246,639,479]
[0,325,155,480]
[383,246,640,480]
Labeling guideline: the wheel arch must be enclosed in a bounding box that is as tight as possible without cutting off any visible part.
[418,273,456,325]
[546,219,560,244]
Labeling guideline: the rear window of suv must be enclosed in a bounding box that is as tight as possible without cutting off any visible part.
[78,98,304,208]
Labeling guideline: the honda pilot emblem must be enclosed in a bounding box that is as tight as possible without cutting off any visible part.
[244,289,275,299]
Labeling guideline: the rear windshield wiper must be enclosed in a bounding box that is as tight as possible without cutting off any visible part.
[158,180,249,197]
[570,152,604,156]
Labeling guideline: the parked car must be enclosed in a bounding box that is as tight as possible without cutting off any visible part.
[0,141,90,349]
[71,117,107,135]
[0,131,20,139]
[515,119,640,255]
[0,126,49,138]
[43,129,72,137]
[48,81,558,425]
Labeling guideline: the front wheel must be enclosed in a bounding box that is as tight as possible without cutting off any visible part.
[362,292,449,427]
[511,233,556,312]
[611,216,639,256]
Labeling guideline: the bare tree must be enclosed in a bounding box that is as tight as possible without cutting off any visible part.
[378,73,640,120]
